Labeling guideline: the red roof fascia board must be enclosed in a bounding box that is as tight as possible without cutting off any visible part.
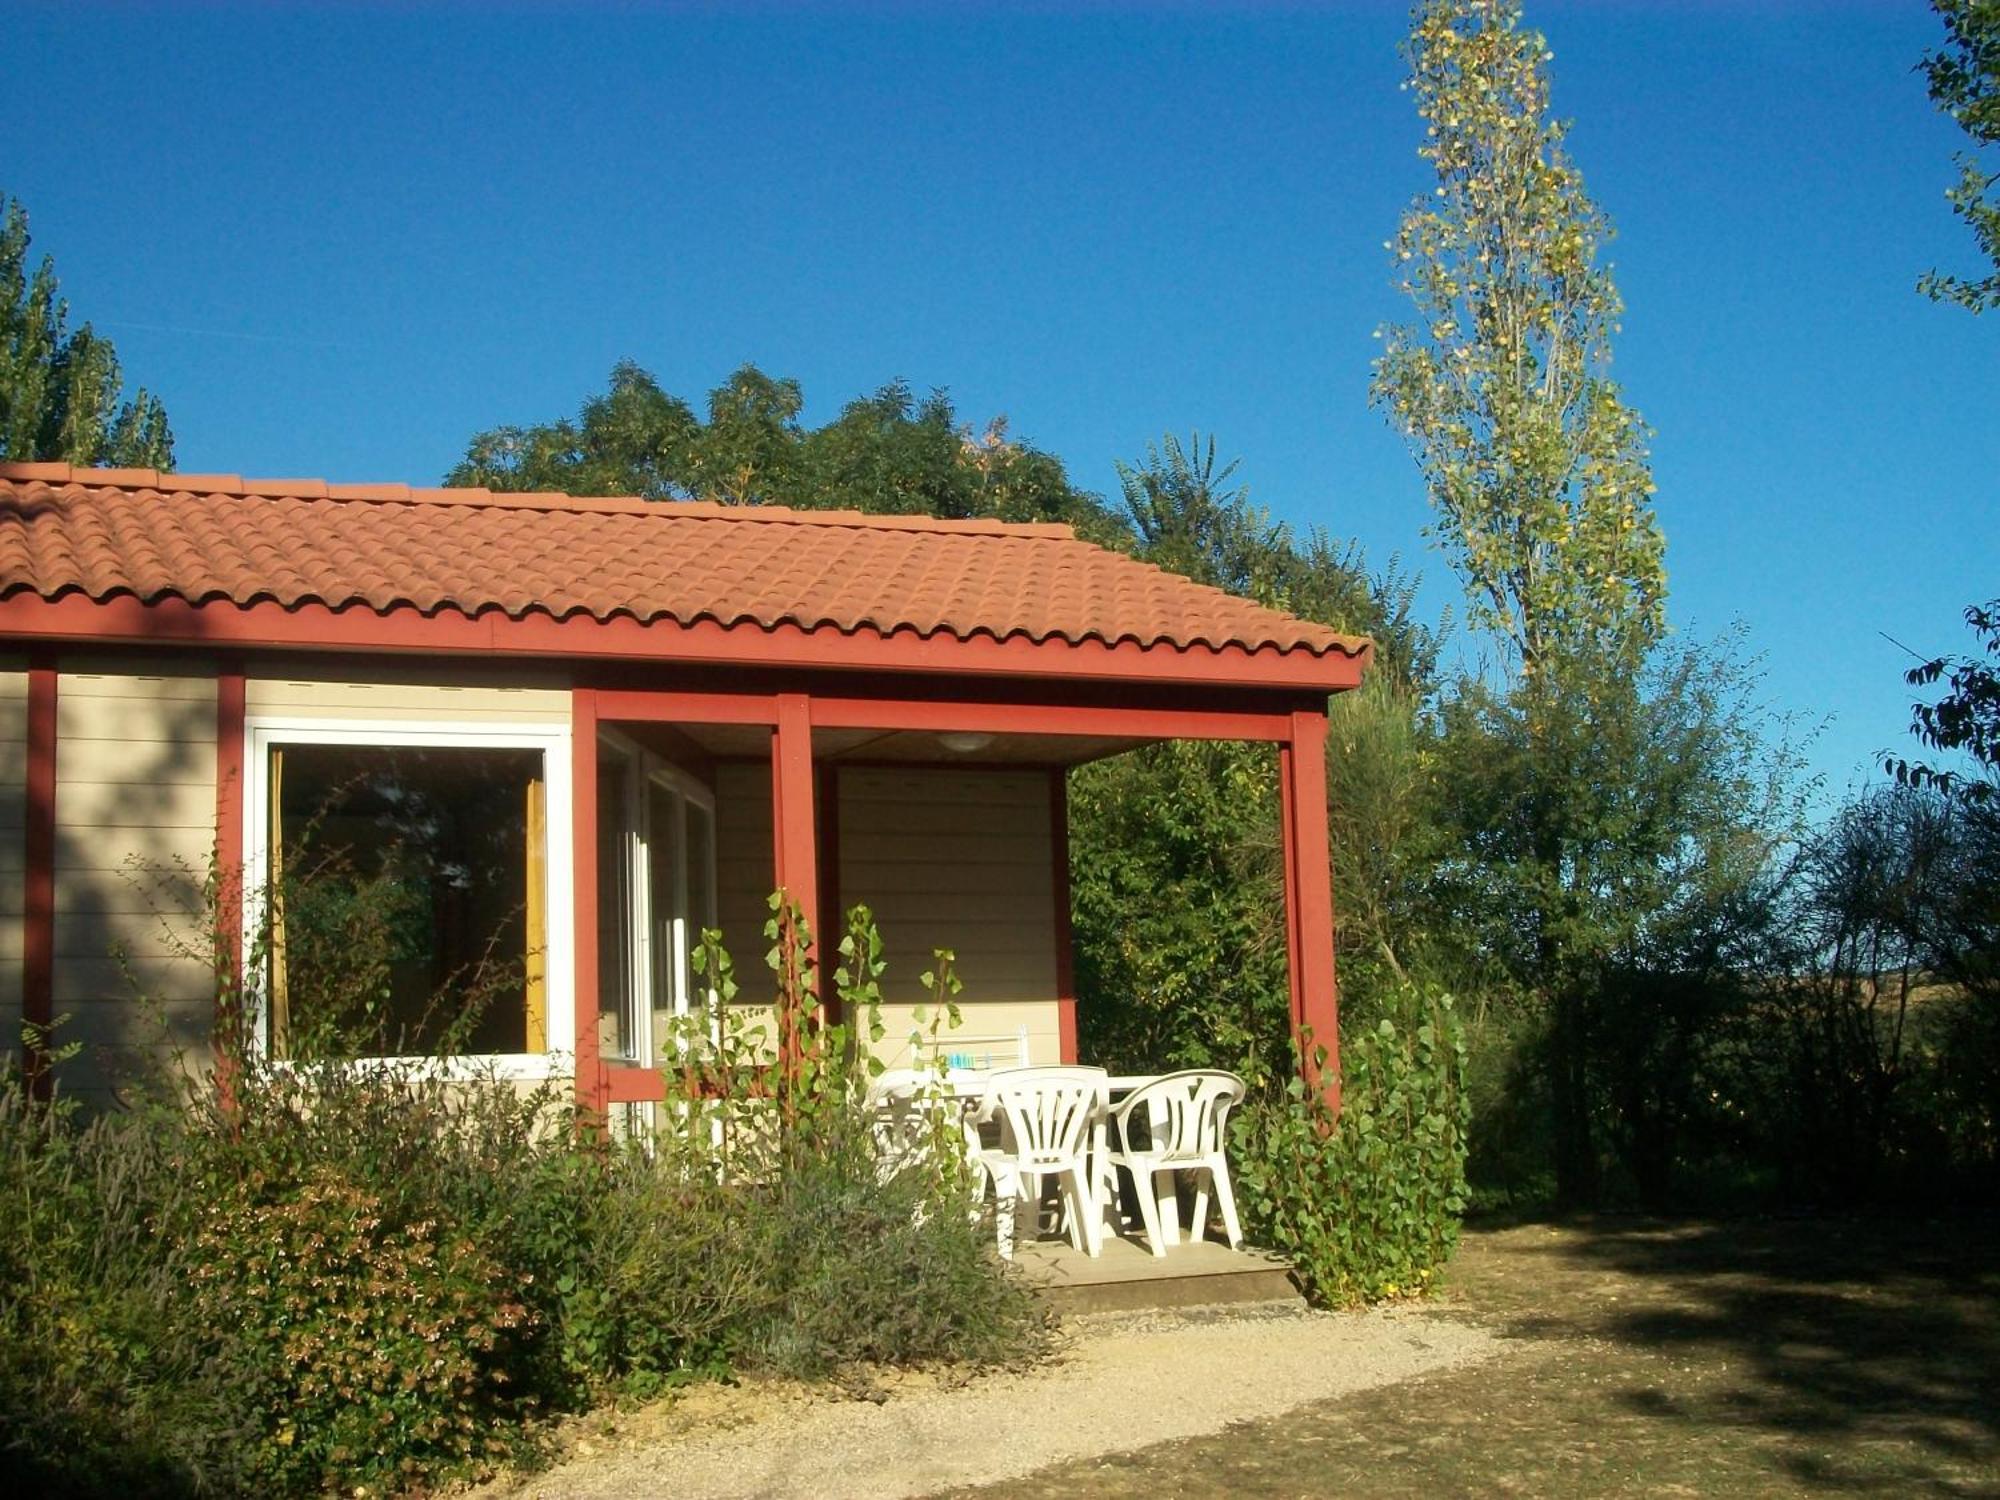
[0,592,1369,692]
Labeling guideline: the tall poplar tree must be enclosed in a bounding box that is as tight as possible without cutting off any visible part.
[1372,0,1665,681]
[1370,0,1774,1203]
[0,195,173,469]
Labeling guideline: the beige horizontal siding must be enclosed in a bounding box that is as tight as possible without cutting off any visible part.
[863,998,1062,1070]
[707,763,1058,1026]
[46,866,206,919]
[0,665,25,787]
[0,653,19,1064]
[55,777,214,828]
[53,825,212,872]
[246,668,571,724]
[714,760,776,983]
[53,906,210,961]
[51,998,211,1102]
[54,954,216,1006]
[50,667,221,1098]
[837,767,1057,1011]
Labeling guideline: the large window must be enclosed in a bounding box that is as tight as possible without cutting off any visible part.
[244,720,572,1068]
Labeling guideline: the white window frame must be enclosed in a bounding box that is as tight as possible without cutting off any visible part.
[241,715,575,1079]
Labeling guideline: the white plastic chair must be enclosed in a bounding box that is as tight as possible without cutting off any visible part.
[863,1068,931,1182]
[968,1066,1108,1260]
[1103,1069,1247,1256]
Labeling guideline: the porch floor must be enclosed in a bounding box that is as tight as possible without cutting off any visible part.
[1012,1232,1302,1314]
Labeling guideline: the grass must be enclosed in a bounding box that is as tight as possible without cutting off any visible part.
[950,1215,2000,1497]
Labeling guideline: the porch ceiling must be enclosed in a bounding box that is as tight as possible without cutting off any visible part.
[670,720,1153,767]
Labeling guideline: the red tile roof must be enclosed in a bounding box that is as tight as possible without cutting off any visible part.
[0,463,1370,665]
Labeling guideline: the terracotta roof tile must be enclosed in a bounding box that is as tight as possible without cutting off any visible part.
[0,463,1370,661]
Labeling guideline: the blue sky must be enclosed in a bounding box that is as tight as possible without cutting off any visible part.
[5,2,1993,806]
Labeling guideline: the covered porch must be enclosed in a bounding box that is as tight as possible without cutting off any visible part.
[572,670,1354,1295]
[570,674,1350,1125]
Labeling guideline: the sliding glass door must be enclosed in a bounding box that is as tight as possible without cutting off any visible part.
[597,735,719,1105]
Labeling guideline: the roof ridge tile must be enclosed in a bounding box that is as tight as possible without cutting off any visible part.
[0,463,1083,538]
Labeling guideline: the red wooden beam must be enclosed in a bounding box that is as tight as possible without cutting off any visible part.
[571,687,604,1117]
[592,660,1336,721]
[593,689,778,726]
[22,659,55,1099]
[1283,709,1340,1111]
[0,593,1369,693]
[1050,767,1078,1066]
[591,686,1297,744]
[603,1066,666,1105]
[808,696,1293,743]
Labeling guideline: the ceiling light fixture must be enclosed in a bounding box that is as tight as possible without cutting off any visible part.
[938,731,996,754]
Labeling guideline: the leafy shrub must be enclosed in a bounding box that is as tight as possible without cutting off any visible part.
[0,864,1040,1497]
[186,1169,539,1494]
[558,1145,781,1392]
[753,1119,1041,1378]
[1233,985,1470,1306]
[0,1074,204,1494]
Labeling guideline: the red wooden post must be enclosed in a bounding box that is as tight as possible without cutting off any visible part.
[1278,742,1303,1040]
[770,694,820,1044]
[213,665,246,1096]
[571,687,604,1117]
[1283,709,1341,1111]
[1050,767,1078,1065]
[22,659,55,1099]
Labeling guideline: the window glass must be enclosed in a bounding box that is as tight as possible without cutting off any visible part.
[597,747,636,1062]
[686,798,716,1005]
[270,744,545,1057]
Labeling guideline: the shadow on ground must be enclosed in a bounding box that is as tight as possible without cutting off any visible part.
[949,1215,2000,1499]
[1546,1215,2000,1492]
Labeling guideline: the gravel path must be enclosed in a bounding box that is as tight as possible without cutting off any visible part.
[478,1302,1502,1500]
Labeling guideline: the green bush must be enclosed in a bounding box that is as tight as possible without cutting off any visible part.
[1232,985,1470,1306]
[0,1077,204,1494]
[558,1144,780,1392]
[755,1126,1042,1377]
[186,1169,539,1494]
[0,878,1041,1497]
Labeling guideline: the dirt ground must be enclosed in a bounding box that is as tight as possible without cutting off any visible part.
[956,1216,2000,1499]
[477,1301,1498,1500]
[481,1216,2000,1499]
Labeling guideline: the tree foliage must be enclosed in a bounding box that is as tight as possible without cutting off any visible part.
[1921,0,2000,313]
[1371,0,1665,679]
[1888,598,2000,803]
[1369,0,1807,1205]
[1069,434,1437,1083]
[0,194,173,468]
[451,360,1122,541]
